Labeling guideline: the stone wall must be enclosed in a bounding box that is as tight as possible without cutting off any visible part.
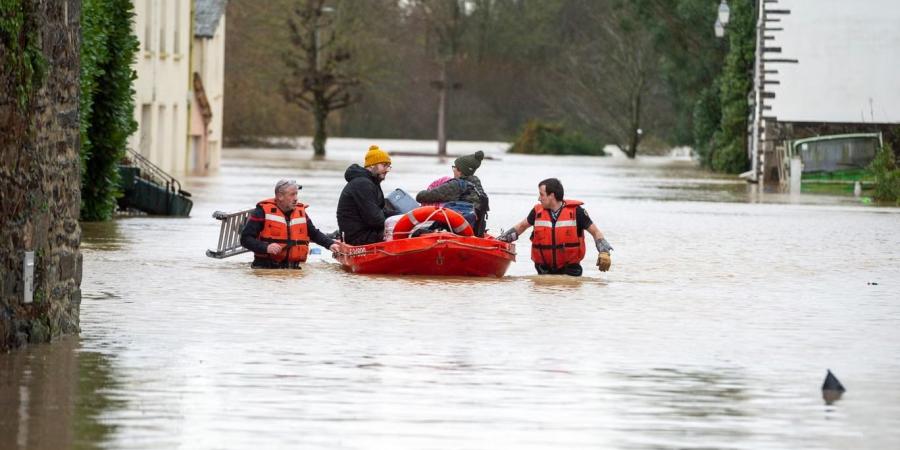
[1,1,82,351]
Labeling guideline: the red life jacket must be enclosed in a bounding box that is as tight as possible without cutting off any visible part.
[255,198,310,263]
[530,200,586,269]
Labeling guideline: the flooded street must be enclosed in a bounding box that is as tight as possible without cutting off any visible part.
[3,138,900,449]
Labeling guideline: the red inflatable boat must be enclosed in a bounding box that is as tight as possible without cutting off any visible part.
[335,232,516,277]
[334,207,516,277]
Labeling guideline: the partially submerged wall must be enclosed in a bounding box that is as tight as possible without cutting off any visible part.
[1,1,82,351]
[758,121,900,184]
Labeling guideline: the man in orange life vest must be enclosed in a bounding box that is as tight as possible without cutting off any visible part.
[240,179,342,269]
[498,178,613,276]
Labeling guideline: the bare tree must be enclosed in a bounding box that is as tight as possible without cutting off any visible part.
[281,0,360,158]
[553,2,658,158]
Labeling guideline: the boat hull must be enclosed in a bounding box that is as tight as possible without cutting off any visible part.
[335,233,516,277]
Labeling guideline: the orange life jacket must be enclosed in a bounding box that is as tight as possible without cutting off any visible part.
[255,198,310,264]
[530,200,586,269]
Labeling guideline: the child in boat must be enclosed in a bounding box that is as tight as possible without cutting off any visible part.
[415,151,490,236]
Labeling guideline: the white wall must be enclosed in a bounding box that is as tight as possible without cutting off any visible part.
[766,0,900,124]
[190,14,226,172]
[131,0,192,174]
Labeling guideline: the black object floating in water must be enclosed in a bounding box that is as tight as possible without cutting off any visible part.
[822,369,846,391]
[822,369,846,405]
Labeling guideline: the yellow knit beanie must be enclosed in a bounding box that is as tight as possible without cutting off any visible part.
[364,145,392,167]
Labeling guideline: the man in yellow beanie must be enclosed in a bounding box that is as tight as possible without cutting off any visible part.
[336,145,394,245]
[363,145,392,168]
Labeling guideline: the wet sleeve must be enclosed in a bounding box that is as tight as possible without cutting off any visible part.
[239,207,270,254]
[351,181,387,227]
[526,209,536,226]
[576,206,594,231]
[415,180,460,203]
[305,215,335,248]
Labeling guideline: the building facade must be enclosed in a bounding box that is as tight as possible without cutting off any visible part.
[749,0,900,185]
[190,0,227,172]
[130,0,226,175]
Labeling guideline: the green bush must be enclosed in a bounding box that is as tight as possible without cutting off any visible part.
[692,85,720,166]
[707,0,755,174]
[870,143,900,204]
[509,120,607,156]
[80,0,139,221]
[0,0,47,110]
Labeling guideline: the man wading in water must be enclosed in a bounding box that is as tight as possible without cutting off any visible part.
[498,178,613,276]
[241,179,342,269]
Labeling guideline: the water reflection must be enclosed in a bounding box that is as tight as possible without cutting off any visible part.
[0,337,123,450]
[74,350,126,449]
[822,389,844,406]
[605,367,758,449]
[614,367,751,418]
[81,220,127,252]
[524,274,608,293]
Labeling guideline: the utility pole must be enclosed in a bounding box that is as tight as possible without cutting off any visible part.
[431,61,461,157]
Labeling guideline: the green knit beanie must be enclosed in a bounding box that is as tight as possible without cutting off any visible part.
[454,151,484,177]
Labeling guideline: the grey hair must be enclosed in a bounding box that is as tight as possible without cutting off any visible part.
[274,179,300,195]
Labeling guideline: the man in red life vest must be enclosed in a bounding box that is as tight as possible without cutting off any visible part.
[498,178,613,276]
[240,179,342,269]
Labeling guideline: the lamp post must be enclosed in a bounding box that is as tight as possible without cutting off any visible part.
[314,6,335,72]
[718,0,731,24]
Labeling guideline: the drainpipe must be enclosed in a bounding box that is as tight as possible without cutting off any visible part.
[185,0,195,174]
[750,0,764,183]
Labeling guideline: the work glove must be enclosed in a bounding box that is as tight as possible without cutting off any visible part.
[497,228,518,242]
[595,238,613,253]
[595,238,613,272]
[597,252,611,272]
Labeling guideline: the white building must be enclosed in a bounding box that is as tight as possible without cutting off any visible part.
[749,0,900,183]
[190,0,227,172]
[762,0,900,124]
[130,0,226,175]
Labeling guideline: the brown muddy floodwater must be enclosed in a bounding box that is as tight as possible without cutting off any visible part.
[3,138,900,449]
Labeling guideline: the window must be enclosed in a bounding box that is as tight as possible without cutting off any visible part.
[172,104,179,170]
[159,0,167,55]
[144,0,153,52]
[140,104,153,158]
[157,105,167,169]
[173,0,180,54]
[191,136,201,171]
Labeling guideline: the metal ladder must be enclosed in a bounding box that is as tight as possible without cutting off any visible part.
[206,209,254,258]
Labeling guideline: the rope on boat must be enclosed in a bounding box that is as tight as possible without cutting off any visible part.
[390,207,458,238]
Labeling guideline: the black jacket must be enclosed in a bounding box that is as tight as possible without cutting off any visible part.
[336,164,388,245]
